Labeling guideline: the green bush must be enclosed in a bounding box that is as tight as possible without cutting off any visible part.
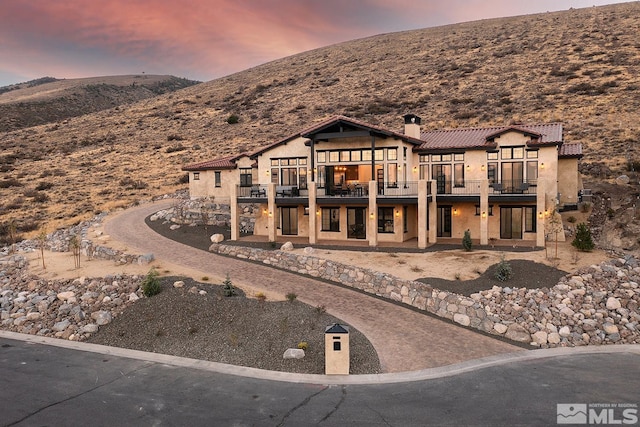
[286,292,297,302]
[462,229,472,251]
[227,114,239,124]
[142,268,161,297]
[222,274,236,297]
[494,255,513,282]
[572,223,595,252]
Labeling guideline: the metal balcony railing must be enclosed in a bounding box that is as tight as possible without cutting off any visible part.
[489,180,536,195]
[237,184,268,198]
[377,181,419,197]
[317,181,369,197]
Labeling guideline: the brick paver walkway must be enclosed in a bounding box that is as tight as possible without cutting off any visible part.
[105,201,523,373]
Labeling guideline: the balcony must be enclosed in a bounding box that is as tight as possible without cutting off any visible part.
[237,184,268,199]
[317,181,369,198]
[489,180,536,195]
[377,181,419,197]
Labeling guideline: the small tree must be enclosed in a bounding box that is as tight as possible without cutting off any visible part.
[494,254,513,282]
[222,273,236,297]
[69,234,81,269]
[142,268,162,297]
[462,229,472,251]
[572,222,595,252]
[37,228,47,269]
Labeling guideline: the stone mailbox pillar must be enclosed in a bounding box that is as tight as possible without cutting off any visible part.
[325,323,350,375]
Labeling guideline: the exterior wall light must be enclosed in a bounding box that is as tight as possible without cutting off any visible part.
[540,163,545,169]
[412,166,418,173]
[538,211,543,219]
[482,211,486,218]
[395,210,400,217]
[481,165,485,171]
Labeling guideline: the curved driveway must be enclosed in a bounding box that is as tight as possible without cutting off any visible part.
[104,201,522,373]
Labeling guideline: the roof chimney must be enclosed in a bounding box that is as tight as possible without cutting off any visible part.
[403,114,422,139]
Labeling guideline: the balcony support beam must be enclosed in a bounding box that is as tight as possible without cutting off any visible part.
[418,180,428,249]
[480,180,489,245]
[230,183,239,241]
[268,183,277,242]
[308,184,317,245]
[368,181,378,247]
[428,181,437,244]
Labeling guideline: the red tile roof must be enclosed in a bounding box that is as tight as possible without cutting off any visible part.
[559,142,583,158]
[182,154,246,171]
[415,123,563,152]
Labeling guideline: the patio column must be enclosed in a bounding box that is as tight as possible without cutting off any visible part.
[368,180,378,247]
[418,179,428,249]
[267,182,277,242]
[536,180,546,247]
[230,183,239,241]
[428,180,437,244]
[308,183,317,245]
[480,180,489,245]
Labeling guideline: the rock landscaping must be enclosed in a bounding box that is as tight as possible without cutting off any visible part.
[208,242,640,348]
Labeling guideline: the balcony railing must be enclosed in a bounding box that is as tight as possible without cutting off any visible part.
[377,181,419,197]
[237,184,268,198]
[435,180,482,195]
[489,180,536,195]
[317,181,369,198]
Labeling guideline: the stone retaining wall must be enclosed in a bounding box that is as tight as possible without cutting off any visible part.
[208,243,640,348]
[160,199,260,233]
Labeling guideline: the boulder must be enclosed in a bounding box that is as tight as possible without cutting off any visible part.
[283,348,305,359]
[532,331,548,345]
[91,310,112,326]
[303,247,314,255]
[505,323,531,343]
[57,291,75,302]
[173,281,185,288]
[453,313,470,326]
[494,323,508,334]
[606,297,622,310]
[52,319,71,332]
[616,174,630,185]
[137,253,154,264]
[210,234,225,243]
[280,241,294,251]
[169,224,181,230]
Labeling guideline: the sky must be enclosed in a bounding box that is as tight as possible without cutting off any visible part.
[0,0,631,87]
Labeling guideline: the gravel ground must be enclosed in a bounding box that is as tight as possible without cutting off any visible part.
[88,277,381,374]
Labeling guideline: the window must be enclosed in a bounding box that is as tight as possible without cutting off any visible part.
[271,159,279,166]
[378,207,394,233]
[525,207,536,232]
[375,149,384,161]
[239,168,252,187]
[362,150,372,161]
[299,167,307,189]
[322,208,340,232]
[340,151,350,162]
[419,154,428,162]
[475,205,494,216]
[387,148,397,161]
[487,151,499,160]
[271,168,278,184]
[387,163,397,185]
[281,168,297,186]
[193,172,200,181]
[419,164,429,180]
[351,150,361,162]
[403,147,407,160]
[454,153,464,161]
[526,161,538,182]
[501,147,524,160]
[454,163,464,187]
[298,158,307,166]
[487,162,498,183]
[317,152,326,163]
[526,150,538,159]
[403,206,408,233]
[329,151,339,162]
[214,171,221,187]
[317,165,326,188]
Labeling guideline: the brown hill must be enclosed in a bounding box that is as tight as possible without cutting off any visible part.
[0,75,200,132]
[0,2,639,243]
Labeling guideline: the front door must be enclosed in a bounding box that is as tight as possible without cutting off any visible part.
[281,207,298,235]
[500,207,522,239]
[347,207,367,239]
[437,206,452,237]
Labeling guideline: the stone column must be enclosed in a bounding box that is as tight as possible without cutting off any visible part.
[268,183,277,242]
[230,183,239,241]
[368,181,378,247]
[428,180,437,244]
[308,183,317,245]
[480,180,489,245]
[418,180,428,249]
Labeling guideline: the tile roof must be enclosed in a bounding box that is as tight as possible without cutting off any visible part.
[559,142,583,158]
[182,154,245,171]
[415,123,563,151]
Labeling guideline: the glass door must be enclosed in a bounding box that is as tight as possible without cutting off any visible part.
[500,207,522,239]
[281,207,298,235]
[437,206,452,237]
[347,208,367,239]
[432,164,452,194]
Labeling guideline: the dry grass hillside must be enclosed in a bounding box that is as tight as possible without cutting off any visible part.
[1,2,639,244]
[0,75,199,132]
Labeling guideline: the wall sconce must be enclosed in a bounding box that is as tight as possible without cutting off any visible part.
[395,210,400,217]
[397,165,402,170]
[268,211,273,217]
[466,165,470,171]
[412,166,418,173]
[482,211,486,218]
[540,163,545,169]
[481,165,485,171]
[538,211,543,219]
[316,209,320,216]
[544,210,549,217]
[453,208,458,216]
[265,170,270,176]
[369,212,375,219]
[263,208,268,215]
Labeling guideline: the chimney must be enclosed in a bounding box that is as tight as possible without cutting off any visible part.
[403,114,422,139]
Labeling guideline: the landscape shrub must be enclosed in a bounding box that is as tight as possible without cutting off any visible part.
[227,114,239,124]
[567,216,577,224]
[0,178,22,189]
[35,181,54,191]
[494,254,513,282]
[165,144,186,153]
[142,268,162,297]
[572,223,595,252]
[297,342,308,351]
[462,229,472,251]
[222,274,236,297]
[286,292,297,302]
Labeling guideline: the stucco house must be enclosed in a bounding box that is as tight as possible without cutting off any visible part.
[182,114,583,248]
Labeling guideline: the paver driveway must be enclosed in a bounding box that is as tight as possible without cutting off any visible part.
[104,201,522,373]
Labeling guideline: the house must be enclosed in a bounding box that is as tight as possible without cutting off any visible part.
[182,114,583,248]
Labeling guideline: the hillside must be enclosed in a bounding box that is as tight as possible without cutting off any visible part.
[0,75,200,131]
[0,2,639,244]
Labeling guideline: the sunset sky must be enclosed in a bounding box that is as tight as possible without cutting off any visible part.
[0,1,630,87]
